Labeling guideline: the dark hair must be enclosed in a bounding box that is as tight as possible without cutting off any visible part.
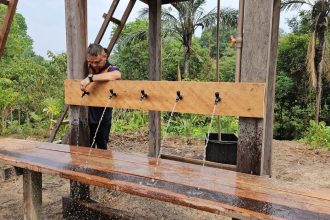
[87,43,105,56]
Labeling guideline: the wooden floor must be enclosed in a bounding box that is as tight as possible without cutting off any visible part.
[0,138,330,220]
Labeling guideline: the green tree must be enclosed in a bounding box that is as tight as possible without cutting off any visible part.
[0,78,19,133]
[276,32,313,139]
[282,0,330,123]
[139,1,237,78]
[162,2,237,78]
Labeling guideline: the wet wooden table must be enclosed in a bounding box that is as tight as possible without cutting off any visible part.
[0,138,330,220]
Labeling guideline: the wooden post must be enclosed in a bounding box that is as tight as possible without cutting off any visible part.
[23,169,42,220]
[236,0,280,176]
[148,0,162,157]
[0,0,18,59]
[64,0,90,199]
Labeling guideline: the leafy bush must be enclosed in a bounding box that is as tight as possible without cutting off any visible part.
[303,121,330,150]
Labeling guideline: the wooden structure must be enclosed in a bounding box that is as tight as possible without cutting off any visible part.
[62,0,281,174]
[1,138,330,220]
[0,0,286,219]
[65,80,265,118]
[0,0,18,58]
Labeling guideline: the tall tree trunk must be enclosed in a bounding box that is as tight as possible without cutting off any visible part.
[183,46,190,78]
[314,18,327,123]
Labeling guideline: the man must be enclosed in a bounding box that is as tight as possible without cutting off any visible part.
[80,43,121,149]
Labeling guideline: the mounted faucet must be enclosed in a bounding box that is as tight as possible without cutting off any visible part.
[109,89,117,99]
[140,90,148,101]
[215,92,221,104]
[176,91,183,102]
[81,91,90,97]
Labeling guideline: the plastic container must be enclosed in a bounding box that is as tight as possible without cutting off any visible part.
[205,133,238,165]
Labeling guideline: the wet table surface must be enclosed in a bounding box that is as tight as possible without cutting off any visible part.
[0,138,330,220]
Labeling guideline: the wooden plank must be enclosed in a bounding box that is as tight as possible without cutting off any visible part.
[23,148,330,211]
[4,145,330,214]
[148,0,162,158]
[24,143,330,203]
[0,143,330,219]
[160,153,236,171]
[64,0,90,200]
[65,80,265,118]
[94,0,120,44]
[1,139,330,207]
[2,138,329,204]
[0,0,18,58]
[237,0,278,176]
[107,0,136,55]
[23,169,42,220]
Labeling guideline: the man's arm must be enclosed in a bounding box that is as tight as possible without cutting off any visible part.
[92,70,121,81]
[80,70,121,91]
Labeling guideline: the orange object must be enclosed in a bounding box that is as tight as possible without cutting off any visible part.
[230,35,236,48]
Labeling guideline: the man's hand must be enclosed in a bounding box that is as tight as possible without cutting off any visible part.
[80,77,90,91]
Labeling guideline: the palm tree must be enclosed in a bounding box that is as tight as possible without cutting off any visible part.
[139,0,237,78]
[163,1,237,78]
[282,0,330,123]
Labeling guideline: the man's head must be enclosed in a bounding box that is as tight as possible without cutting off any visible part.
[87,44,107,72]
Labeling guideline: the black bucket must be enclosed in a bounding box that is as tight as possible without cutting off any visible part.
[205,133,238,165]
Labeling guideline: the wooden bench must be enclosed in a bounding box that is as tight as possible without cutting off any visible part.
[0,138,330,219]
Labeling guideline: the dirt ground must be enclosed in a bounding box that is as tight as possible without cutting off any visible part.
[1,130,330,220]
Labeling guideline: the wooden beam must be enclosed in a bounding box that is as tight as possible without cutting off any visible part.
[148,0,161,157]
[0,0,18,58]
[64,0,90,200]
[236,0,280,176]
[160,154,236,171]
[94,0,120,44]
[107,0,136,55]
[64,80,265,118]
[23,169,42,220]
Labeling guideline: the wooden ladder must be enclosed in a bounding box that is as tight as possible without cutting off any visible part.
[94,0,136,55]
[0,0,18,58]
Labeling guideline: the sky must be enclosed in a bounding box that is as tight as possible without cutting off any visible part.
[16,0,298,58]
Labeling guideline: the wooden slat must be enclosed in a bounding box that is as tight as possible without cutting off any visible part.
[0,0,18,58]
[1,139,330,220]
[65,80,265,118]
